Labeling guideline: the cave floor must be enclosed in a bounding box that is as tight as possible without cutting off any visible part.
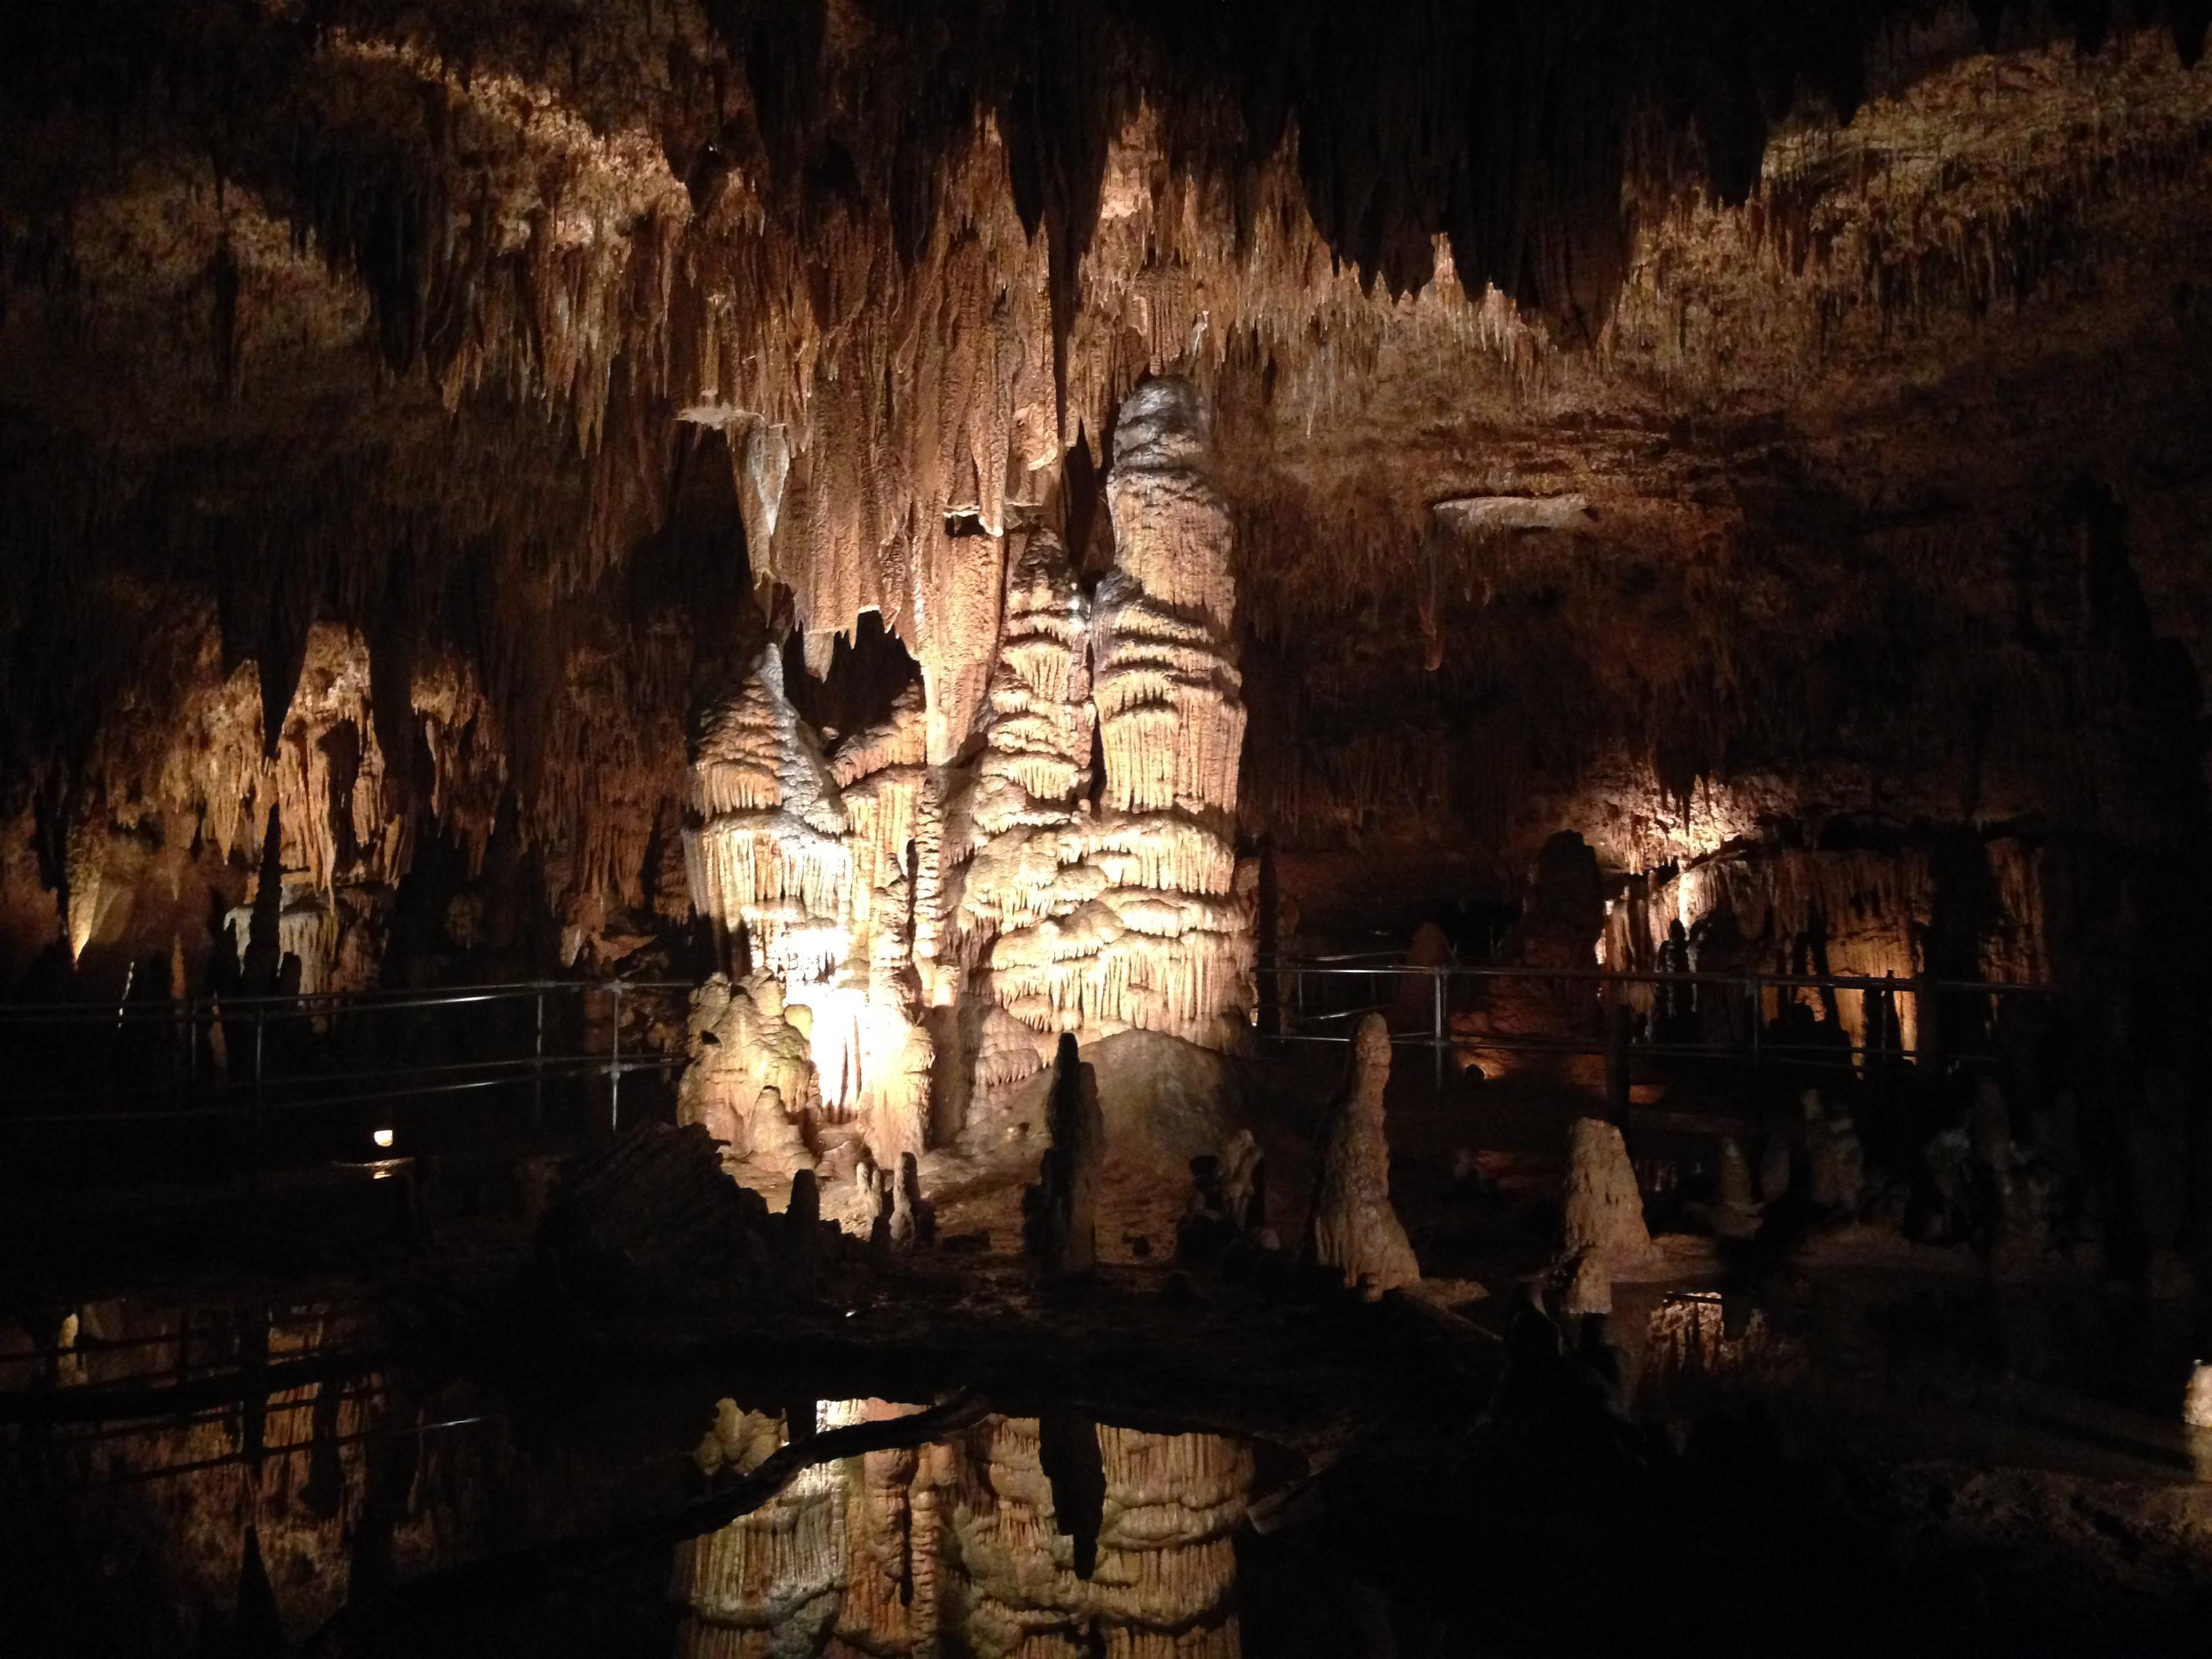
[6,1050,2212,1654]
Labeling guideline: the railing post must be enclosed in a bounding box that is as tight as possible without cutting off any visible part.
[1746,974,1763,1105]
[1914,969,1942,1078]
[532,988,546,1135]
[607,981,623,1136]
[1433,968,1447,1100]
[247,1003,266,1227]
[1873,971,1894,1141]
[1605,978,1630,1124]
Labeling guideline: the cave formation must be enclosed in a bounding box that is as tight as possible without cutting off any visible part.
[8,3,2212,1656]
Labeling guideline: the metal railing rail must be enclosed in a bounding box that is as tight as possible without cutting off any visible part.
[0,979,696,1198]
[1261,956,2066,1107]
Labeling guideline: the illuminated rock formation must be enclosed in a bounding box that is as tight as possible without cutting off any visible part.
[13,9,2211,1277]
[1561,1249,1613,1319]
[950,1416,1248,1659]
[684,649,946,1166]
[679,380,1257,1176]
[687,645,853,987]
[982,382,1255,1050]
[1306,1015,1421,1296]
[1179,1128,1269,1265]
[678,973,821,1183]
[674,1444,845,1656]
[955,530,1099,1027]
[973,1005,1055,1090]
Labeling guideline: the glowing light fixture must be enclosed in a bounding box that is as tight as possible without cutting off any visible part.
[372,1128,395,1149]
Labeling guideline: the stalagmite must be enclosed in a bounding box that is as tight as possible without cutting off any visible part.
[953,530,1103,1034]
[1708,1137,1764,1240]
[1803,1089,1866,1216]
[1561,1118,1652,1265]
[891,1152,935,1248]
[674,382,1263,1180]
[1026,1033,1103,1278]
[684,650,941,1160]
[1305,1015,1420,1296]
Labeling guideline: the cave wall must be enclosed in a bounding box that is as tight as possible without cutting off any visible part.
[3,5,2211,1079]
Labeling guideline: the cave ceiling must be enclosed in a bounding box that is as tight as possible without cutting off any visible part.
[5,1,2212,937]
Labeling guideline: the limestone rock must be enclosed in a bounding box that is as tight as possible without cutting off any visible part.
[684,644,853,985]
[1561,1117,1650,1265]
[695,1399,784,1477]
[1216,1128,1267,1235]
[535,1124,773,1298]
[676,972,821,1171]
[776,1168,828,1295]
[1177,1130,1267,1265]
[974,383,1255,1050]
[1306,1015,1420,1296]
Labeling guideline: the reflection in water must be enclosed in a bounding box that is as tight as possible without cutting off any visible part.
[7,1303,1258,1655]
[1,1299,487,1652]
[677,1402,1252,1657]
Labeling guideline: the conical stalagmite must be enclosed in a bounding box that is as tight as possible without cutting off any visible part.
[1026,1033,1103,1277]
[1710,1136,1763,1240]
[1306,1014,1420,1296]
[1562,1118,1651,1265]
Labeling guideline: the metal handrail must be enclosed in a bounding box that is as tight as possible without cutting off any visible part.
[0,977,695,1023]
[1264,952,2064,1106]
[1262,959,2059,995]
[2,1057,684,1126]
[0,979,697,1204]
